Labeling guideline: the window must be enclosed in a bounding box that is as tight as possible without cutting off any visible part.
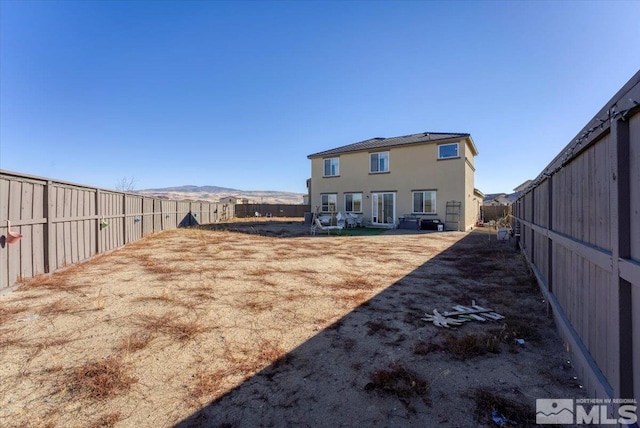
[413,191,436,214]
[323,158,339,176]
[370,151,389,173]
[438,143,459,159]
[321,194,337,212]
[344,193,363,213]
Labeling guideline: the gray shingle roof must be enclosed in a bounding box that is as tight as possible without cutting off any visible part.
[307,132,472,158]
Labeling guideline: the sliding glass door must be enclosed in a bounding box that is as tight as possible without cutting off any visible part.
[371,193,395,226]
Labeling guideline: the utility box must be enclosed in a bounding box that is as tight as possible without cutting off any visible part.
[497,227,510,241]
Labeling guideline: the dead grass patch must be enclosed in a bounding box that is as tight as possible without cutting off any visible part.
[0,305,29,323]
[413,341,443,355]
[18,272,86,293]
[117,331,154,353]
[366,320,398,336]
[472,387,536,426]
[69,355,137,399]
[242,299,274,313]
[190,369,229,401]
[88,412,122,428]
[0,327,23,348]
[444,332,501,357]
[133,312,209,342]
[334,290,372,308]
[365,364,429,401]
[220,338,287,379]
[340,274,377,290]
[39,298,80,315]
[256,339,287,366]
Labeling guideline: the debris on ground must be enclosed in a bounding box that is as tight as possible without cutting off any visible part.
[422,301,504,328]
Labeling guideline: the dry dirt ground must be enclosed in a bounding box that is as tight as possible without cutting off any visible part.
[0,220,585,427]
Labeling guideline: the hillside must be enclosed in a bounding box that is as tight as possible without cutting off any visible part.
[136,185,305,205]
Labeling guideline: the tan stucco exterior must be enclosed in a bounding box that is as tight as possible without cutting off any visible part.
[308,136,479,231]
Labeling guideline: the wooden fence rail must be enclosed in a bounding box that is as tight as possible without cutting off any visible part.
[513,70,640,409]
[0,170,234,293]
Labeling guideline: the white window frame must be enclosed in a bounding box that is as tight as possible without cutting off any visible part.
[344,193,363,213]
[371,192,396,225]
[370,151,389,173]
[320,194,337,212]
[438,143,459,159]
[412,191,437,214]
[323,157,339,177]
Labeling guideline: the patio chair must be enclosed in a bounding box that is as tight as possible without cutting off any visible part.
[345,214,357,228]
[311,217,343,236]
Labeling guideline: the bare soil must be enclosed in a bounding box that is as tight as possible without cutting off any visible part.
[0,220,585,427]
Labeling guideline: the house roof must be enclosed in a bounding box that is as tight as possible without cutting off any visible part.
[307,132,477,158]
[512,180,533,193]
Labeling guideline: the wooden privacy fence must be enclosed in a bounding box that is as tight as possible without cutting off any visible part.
[0,170,234,293]
[513,70,640,408]
[481,205,512,222]
[234,203,310,218]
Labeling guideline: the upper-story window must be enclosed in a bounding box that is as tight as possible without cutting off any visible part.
[370,151,389,173]
[323,157,339,177]
[438,143,459,159]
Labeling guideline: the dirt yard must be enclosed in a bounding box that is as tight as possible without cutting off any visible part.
[0,220,585,427]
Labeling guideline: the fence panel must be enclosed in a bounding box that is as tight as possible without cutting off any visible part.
[142,197,154,237]
[480,205,511,222]
[200,203,210,224]
[99,191,124,253]
[177,201,191,227]
[160,200,177,230]
[190,202,202,226]
[513,70,640,406]
[125,195,143,244]
[0,176,47,290]
[50,183,97,272]
[153,199,162,232]
[1,170,235,293]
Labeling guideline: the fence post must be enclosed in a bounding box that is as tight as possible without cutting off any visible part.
[96,188,101,254]
[547,176,553,293]
[44,181,53,273]
[613,115,633,401]
[122,193,127,245]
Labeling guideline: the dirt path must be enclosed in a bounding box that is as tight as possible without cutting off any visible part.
[0,225,584,427]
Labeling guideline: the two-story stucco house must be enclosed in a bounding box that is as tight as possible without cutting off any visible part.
[307,132,481,231]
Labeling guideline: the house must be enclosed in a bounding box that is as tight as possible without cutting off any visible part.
[483,193,512,206]
[307,132,480,231]
[219,196,238,204]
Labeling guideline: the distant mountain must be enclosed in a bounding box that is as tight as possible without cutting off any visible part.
[142,185,240,193]
[483,192,521,205]
[136,185,305,205]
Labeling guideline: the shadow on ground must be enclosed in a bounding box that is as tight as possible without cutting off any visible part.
[175,230,582,428]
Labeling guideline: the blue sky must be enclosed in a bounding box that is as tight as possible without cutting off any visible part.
[1,1,639,194]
